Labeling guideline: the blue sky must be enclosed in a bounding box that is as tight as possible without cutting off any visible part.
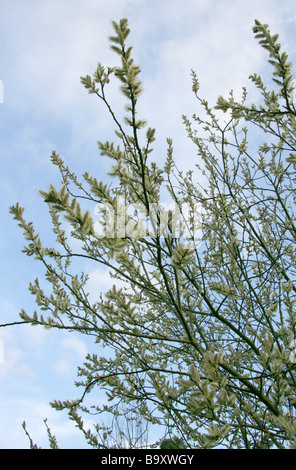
[0,0,296,449]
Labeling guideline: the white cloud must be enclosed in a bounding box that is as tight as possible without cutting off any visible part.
[20,324,47,348]
[0,341,31,383]
[54,359,72,376]
[60,335,87,360]
[0,307,39,386]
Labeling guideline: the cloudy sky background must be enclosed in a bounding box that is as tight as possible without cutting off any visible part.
[0,0,295,448]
